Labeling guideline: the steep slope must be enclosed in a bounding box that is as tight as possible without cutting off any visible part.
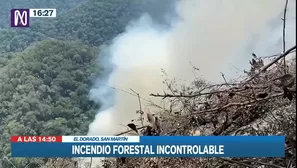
[0,0,174,55]
[0,39,101,158]
[32,0,175,46]
[0,0,175,167]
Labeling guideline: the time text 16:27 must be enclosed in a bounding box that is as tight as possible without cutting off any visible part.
[30,9,56,17]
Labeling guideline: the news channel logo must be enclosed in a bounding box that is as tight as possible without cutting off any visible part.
[11,8,57,27]
[11,9,29,27]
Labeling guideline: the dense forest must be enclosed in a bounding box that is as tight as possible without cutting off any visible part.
[2,0,295,168]
[0,0,173,167]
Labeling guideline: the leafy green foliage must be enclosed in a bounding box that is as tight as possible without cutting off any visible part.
[36,0,174,46]
[0,29,47,54]
[0,0,175,166]
[0,0,174,52]
[0,39,101,157]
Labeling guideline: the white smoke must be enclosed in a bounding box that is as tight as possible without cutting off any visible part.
[88,0,296,136]
[88,15,170,135]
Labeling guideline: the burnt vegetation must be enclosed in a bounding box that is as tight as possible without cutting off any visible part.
[0,0,296,167]
[103,47,296,168]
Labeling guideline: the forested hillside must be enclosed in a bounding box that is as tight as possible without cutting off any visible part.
[0,0,174,60]
[1,0,296,168]
[0,0,173,167]
[0,39,101,155]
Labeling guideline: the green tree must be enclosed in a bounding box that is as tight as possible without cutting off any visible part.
[0,39,101,158]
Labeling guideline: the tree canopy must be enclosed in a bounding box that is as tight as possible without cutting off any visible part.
[0,39,101,157]
[0,0,174,167]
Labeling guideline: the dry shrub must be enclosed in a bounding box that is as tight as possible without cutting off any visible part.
[103,52,296,168]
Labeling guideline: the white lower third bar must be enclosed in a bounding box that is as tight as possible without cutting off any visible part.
[62,136,140,143]
[30,9,56,18]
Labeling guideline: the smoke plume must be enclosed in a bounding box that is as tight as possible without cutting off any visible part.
[88,0,296,136]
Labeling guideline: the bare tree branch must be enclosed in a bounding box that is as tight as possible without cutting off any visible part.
[115,126,147,136]
[220,72,229,86]
[246,45,296,82]
[130,89,144,127]
[282,0,289,74]
[192,93,283,115]
[150,86,267,99]
[89,157,92,168]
